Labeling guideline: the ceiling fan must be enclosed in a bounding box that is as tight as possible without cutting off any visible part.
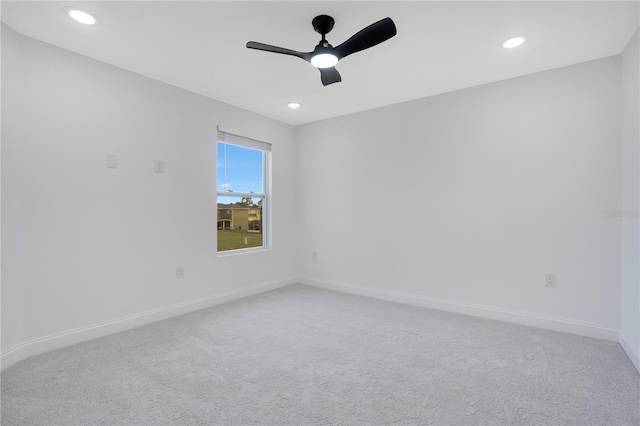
[246,15,397,86]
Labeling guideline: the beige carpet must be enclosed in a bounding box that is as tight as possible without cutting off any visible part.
[2,284,639,425]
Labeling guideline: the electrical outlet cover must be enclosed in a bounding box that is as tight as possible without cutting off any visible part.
[545,273,557,287]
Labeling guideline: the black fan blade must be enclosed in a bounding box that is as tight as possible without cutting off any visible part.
[246,41,311,61]
[319,67,342,86]
[334,17,397,59]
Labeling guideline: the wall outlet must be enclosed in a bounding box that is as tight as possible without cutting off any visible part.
[154,160,165,173]
[176,266,184,279]
[545,273,557,288]
[312,251,317,261]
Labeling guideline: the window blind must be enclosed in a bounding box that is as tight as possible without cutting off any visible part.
[217,126,272,152]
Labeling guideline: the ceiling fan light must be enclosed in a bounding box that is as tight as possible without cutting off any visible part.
[310,53,339,68]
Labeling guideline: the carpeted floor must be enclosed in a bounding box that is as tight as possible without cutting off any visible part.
[2,284,639,425]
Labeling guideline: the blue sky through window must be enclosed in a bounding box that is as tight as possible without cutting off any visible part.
[217,142,263,194]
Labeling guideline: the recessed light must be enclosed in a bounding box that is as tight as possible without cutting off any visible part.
[503,37,525,49]
[288,102,301,109]
[69,10,96,25]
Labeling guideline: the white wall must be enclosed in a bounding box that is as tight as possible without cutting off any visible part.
[1,25,297,368]
[296,57,623,337]
[620,27,640,371]
[1,24,25,360]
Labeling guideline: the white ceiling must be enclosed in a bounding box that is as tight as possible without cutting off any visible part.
[2,1,639,126]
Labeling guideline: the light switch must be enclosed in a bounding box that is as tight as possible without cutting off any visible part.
[106,154,118,169]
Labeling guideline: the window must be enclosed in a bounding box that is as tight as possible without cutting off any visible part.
[217,128,270,253]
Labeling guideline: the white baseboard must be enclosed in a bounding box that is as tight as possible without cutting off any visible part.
[3,276,628,373]
[619,331,640,374]
[299,276,621,342]
[0,277,296,371]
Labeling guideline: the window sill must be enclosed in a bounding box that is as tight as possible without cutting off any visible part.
[217,246,271,257]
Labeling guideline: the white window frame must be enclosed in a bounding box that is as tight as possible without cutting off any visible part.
[216,126,271,256]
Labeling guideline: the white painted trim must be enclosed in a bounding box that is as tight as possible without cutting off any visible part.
[3,276,627,373]
[217,246,271,257]
[0,277,296,371]
[619,331,640,374]
[298,276,621,342]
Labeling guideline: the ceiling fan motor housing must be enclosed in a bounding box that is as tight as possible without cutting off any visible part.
[312,15,335,36]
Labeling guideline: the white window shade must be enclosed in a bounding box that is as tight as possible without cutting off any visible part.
[217,126,272,152]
